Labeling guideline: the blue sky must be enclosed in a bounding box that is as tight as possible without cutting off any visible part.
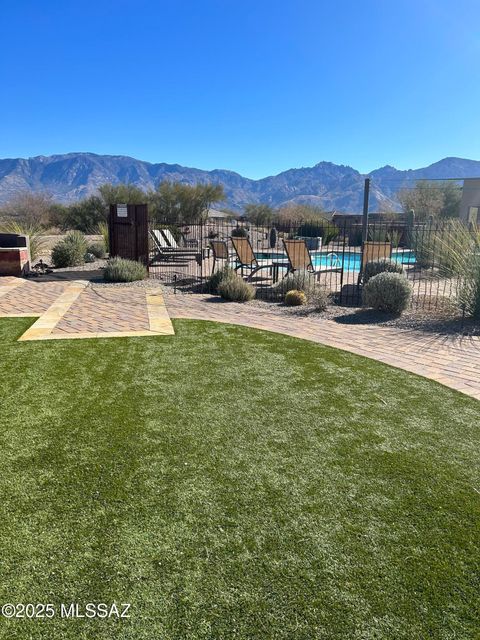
[1,0,479,178]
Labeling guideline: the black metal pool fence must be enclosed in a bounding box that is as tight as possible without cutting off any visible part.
[148,216,477,311]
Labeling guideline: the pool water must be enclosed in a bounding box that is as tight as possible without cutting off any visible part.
[312,249,415,271]
[254,250,416,272]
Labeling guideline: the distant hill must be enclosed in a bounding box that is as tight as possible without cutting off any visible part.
[1,153,479,213]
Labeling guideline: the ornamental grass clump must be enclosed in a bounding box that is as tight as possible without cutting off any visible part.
[207,266,236,294]
[363,272,412,314]
[284,290,307,306]
[363,258,404,283]
[412,221,480,318]
[0,218,47,260]
[217,275,255,302]
[103,257,147,282]
[51,230,87,268]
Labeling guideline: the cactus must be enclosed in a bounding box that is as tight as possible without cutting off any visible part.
[269,226,277,249]
[284,289,307,306]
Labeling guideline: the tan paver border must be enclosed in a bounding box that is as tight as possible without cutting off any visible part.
[17,283,175,341]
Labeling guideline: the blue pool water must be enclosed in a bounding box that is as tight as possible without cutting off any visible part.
[312,249,415,271]
[254,250,416,272]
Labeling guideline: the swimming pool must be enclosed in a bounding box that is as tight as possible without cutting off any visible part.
[254,250,416,272]
[312,249,415,271]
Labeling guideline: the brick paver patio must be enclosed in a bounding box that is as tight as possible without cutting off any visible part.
[164,292,480,401]
[0,278,174,341]
[0,277,69,317]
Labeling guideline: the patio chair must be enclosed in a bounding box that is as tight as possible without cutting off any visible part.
[230,236,275,281]
[150,229,201,264]
[282,239,343,279]
[209,240,236,274]
[358,241,392,284]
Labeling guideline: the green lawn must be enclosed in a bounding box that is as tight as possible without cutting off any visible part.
[0,317,479,639]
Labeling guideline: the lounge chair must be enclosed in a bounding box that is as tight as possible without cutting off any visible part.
[358,241,392,284]
[161,228,199,249]
[230,236,276,281]
[209,240,236,274]
[150,229,201,264]
[282,239,343,279]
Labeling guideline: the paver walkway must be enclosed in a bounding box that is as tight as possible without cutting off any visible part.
[164,292,480,401]
[0,278,174,340]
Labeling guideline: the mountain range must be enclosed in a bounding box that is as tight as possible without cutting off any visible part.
[1,153,479,213]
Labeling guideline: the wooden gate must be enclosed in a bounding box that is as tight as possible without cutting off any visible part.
[108,204,149,265]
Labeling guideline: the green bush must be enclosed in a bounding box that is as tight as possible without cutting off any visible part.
[217,275,255,302]
[51,231,87,268]
[207,266,236,294]
[231,226,248,238]
[275,270,317,299]
[87,241,106,259]
[363,272,412,314]
[297,219,339,244]
[103,257,147,282]
[61,196,107,232]
[285,290,307,306]
[363,259,404,283]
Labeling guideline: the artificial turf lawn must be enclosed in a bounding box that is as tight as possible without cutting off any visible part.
[0,317,479,640]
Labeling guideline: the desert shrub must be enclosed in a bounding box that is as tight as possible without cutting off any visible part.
[51,231,87,268]
[363,259,404,283]
[410,221,480,317]
[363,272,412,314]
[217,275,255,302]
[231,226,248,238]
[96,222,109,250]
[285,290,307,306]
[103,257,147,282]
[0,218,46,260]
[275,269,317,299]
[310,287,329,311]
[87,241,106,259]
[62,196,107,232]
[207,265,236,294]
[297,219,339,245]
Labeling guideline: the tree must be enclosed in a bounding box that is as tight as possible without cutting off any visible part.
[0,191,60,226]
[62,196,107,232]
[243,203,276,226]
[440,182,462,219]
[98,183,147,206]
[276,203,327,224]
[149,182,225,223]
[397,181,461,221]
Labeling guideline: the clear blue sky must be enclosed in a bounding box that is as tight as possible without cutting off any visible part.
[1,0,479,178]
